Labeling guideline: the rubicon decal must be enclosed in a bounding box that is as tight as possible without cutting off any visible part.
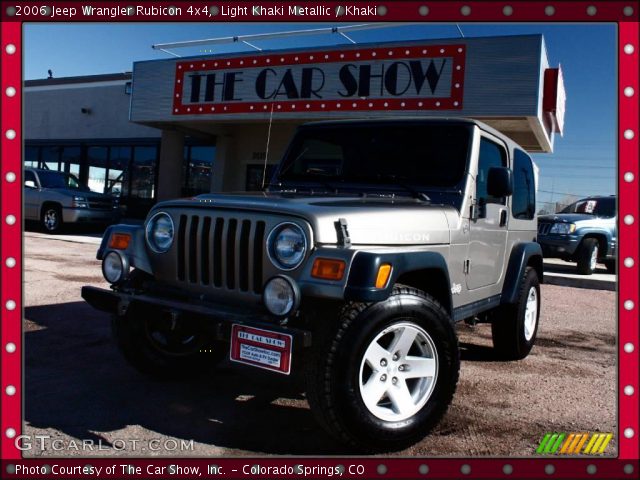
[172,44,465,115]
[536,432,613,455]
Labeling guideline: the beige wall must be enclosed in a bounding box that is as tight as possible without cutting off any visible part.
[217,123,298,192]
[156,122,300,199]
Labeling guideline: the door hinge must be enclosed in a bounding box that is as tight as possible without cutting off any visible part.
[463,259,470,275]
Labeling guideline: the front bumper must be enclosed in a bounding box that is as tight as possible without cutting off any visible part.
[63,207,117,224]
[537,234,580,258]
[81,286,312,349]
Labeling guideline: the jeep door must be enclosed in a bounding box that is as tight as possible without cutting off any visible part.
[466,134,509,290]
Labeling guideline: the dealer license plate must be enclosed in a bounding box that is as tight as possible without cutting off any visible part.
[230,325,293,375]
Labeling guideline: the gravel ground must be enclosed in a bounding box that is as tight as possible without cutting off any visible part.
[22,232,616,457]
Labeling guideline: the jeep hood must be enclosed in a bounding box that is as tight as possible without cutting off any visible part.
[157,192,454,246]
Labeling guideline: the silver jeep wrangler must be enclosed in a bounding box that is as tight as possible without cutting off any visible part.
[82,118,543,452]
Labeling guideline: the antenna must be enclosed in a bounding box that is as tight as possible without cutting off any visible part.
[151,23,421,56]
[261,103,275,190]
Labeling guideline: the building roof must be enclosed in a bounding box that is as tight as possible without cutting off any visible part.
[25,72,131,87]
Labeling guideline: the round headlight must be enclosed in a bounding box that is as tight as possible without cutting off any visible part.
[146,212,174,253]
[102,251,128,284]
[267,223,307,270]
[263,276,300,317]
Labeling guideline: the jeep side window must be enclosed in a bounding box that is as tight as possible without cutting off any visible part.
[512,149,536,219]
[477,138,507,205]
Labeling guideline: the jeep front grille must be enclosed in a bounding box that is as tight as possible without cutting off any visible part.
[538,223,552,235]
[176,214,266,293]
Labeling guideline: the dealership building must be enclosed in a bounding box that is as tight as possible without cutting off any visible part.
[24,34,564,218]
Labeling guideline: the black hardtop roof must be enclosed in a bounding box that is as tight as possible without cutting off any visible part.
[296,117,514,144]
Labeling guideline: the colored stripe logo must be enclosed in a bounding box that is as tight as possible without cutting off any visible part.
[536,433,613,455]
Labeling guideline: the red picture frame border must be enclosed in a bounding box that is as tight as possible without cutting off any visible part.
[1,2,638,478]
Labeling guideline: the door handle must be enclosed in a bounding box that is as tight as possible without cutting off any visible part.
[499,209,508,227]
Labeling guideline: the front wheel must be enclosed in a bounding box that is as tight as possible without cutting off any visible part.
[41,205,62,233]
[113,306,228,379]
[305,285,459,452]
[576,238,599,275]
[491,266,540,360]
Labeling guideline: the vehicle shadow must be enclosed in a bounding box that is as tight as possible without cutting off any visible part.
[458,342,503,362]
[24,301,343,455]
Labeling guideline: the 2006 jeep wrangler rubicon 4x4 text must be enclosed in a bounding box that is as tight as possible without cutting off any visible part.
[82,118,543,452]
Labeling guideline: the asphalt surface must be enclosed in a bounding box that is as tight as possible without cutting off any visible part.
[22,232,617,457]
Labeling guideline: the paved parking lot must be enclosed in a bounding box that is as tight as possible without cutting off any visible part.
[22,232,616,457]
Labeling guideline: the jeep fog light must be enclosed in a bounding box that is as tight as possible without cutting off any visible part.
[102,251,128,284]
[263,276,300,317]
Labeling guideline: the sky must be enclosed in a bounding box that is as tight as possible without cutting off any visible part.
[23,23,617,211]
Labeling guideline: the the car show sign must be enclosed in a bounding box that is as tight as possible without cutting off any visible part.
[171,44,466,115]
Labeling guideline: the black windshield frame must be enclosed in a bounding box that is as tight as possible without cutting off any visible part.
[273,123,472,197]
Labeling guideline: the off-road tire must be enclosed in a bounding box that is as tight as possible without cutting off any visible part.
[491,267,540,360]
[41,204,63,234]
[112,306,227,379]
[305,285,460,452]
[576,238,599,275]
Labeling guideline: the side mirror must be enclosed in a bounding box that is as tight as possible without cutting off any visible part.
[487,167,513,197]
[25,180,37,189]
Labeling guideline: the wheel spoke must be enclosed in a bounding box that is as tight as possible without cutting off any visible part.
[387,379,415,416]
[389,326,418,357]
[363,340,389,369]
[402,356,436,379]
[361,375,388,409]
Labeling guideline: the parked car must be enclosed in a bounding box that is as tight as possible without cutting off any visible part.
[537,196,616,275]
[24,168,119,233]
[82,118,543,452]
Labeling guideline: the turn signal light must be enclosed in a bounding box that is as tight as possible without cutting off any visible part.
[375,264,392,289]
[109,233,131,250]
[311,258,346,281]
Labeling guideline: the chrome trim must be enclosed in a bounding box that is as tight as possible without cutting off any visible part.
[266,222,308,271]
[145,211,175,254]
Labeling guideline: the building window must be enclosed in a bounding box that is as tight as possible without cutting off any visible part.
[24,141,160,218]
[246,164,276,191]
[24,146,39,168]
[124,81,132,95]
[182,144,215,196]
[131,146,157,200]
[512,149,536,219]
[87,146,109,193]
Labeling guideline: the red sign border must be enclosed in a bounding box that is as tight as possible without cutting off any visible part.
[172,44,466,115]
[230,324,293,374]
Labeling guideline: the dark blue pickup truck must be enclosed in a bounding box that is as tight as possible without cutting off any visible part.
[537,196,616,275]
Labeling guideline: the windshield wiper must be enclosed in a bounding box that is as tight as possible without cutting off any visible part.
[372,175,431,202]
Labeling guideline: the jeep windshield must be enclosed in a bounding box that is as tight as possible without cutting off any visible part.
[559,197,616,218]
[273,123,471,204]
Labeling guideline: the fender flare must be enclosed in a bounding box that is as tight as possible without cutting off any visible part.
[98,224,153,275]
[344,250,452,311]
[501,242,543,305]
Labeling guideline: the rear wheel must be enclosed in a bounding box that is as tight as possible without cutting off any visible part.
[491,266,540,360]
[576,238,599,275]
[305,285,459,452]
[113,306,227,379]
